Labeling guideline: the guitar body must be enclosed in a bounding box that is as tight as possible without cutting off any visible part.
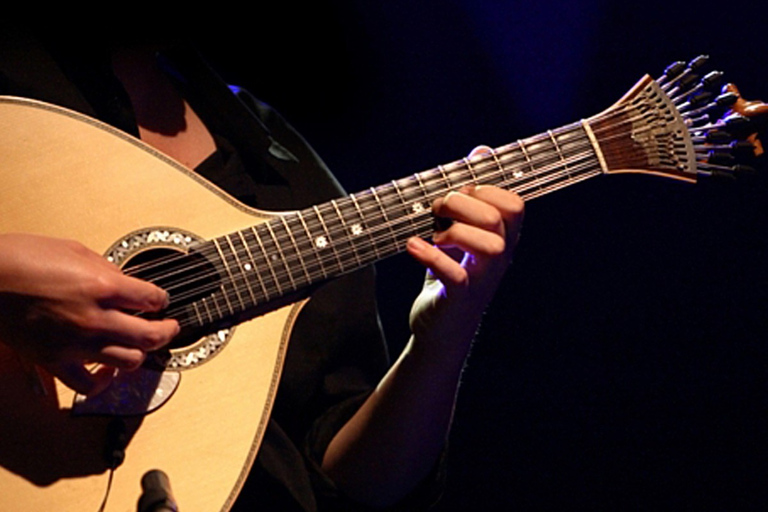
[0,96,303,511]
[0,56,761,512]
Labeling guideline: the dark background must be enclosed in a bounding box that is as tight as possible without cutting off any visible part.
[192,2,768,509]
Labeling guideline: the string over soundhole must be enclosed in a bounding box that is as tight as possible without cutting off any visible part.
[105,227,234,371]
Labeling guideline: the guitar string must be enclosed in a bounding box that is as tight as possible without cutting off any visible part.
[160,149,604,322]
[133,102,703,323]
[122,125,597,281]
[167,139,696,327]
[162,150,599,300]
[161,101,699,314]
[167,160,604,328]
[130,116,676,319]
[122,71,700,284]
[154,138,599,292]
[136,121,655,312]
[121,100,665,283]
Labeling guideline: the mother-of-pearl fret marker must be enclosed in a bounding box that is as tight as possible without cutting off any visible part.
[315,236,328,248]
[412,202,425,214]
[351,223,364,236]
[243,263,253,271]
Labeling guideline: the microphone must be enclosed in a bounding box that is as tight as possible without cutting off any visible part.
[137,469,178,512]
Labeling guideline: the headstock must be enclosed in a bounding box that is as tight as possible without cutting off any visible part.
[658,56,766,180]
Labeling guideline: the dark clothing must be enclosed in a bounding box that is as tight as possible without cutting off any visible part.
[0,30,441,511]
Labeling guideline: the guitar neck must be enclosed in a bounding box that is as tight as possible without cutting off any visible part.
[153,67,746,333]
[157,120,603,332]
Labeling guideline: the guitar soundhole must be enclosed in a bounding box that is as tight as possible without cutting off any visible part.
[105,227,234,370]
[122,247,219,350]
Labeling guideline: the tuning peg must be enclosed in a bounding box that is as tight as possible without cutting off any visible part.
[721,113,752,132]
[679,73,700,90]
[688,55,710,71]
[703,130,733,144]
[699,163,756,181]
[701,70,724,89]
[707,150,736,166]
[715,91,739,108]
[731,140,758,157]
[665,55,711,98]
[658,60,687,85]
[674,71,724,107]
[684,91,740,119]
[690,91,713,107]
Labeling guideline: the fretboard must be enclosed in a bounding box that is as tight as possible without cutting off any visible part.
[167,120,603,330]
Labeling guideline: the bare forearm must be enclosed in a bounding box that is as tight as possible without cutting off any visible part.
[322,332,472,508]
[323,180,523,508]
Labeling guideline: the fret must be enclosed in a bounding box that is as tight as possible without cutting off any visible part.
[370,186,398,249]
[297,209,329,279]
[548,129,571,180]
[394,176,434,239]
[463,156,479,183]
[449,158,476,188]
[226,233,257,307]
[200,296,216,324]
[488,147,510,185]
[192,301,204,326]
[330,198,363,267]
[560,125,595,166]
[278,214,311,285]
[436,164,452,190]
[160,120,610,336]
[391,179,416,231]
[528,135,559,171]
[349,193,381,262]
[514,138,549,196]
[313,204,344,273]
[211,238,238,315]
[249,225,284,296]
[264,219,297,291]
[237,230,270,301]
[514,125,603,200]
[517,139,536,178]
[414,171,431,202]
[220,235,250,311]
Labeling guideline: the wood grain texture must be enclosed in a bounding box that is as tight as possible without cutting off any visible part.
[0,96,303,512]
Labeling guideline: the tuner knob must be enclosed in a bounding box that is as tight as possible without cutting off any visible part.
[708,150,736,166]
[722,113,751,132]
[701,70,724,89]
[663,61,687,80]
[689,91,713,107]
[688,55,710,70]
[678,73,699,90]
[705,130,733,144]
[716,92,739,108]
[732,140,758,160]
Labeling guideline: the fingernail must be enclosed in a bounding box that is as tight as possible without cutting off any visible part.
[407,237,430,253]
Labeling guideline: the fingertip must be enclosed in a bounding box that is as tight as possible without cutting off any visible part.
[406,236,430,259]
[468,145,493,157]
[147,286,170,312]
